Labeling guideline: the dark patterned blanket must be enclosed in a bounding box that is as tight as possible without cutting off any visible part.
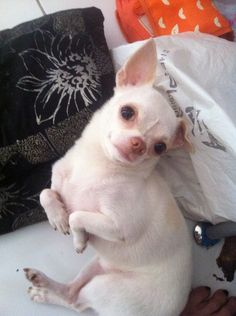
[0,8,115,234]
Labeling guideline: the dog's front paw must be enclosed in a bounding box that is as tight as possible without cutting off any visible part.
[40,189,70,235]
[49,212,70,235]
[75,242,87,254]
[73,232,89,254]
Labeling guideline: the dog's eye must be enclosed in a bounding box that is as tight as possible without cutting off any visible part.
[154,142,167,155]
[120,106,135,121]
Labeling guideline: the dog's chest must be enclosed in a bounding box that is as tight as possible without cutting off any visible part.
[59,173,111,214]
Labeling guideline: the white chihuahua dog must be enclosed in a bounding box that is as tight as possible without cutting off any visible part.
[24,40,192,316]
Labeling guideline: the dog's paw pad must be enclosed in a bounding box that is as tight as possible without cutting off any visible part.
[28,286,49,303]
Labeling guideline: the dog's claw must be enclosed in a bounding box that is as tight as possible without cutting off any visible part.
[75,243,87,254]
[28,286,33,293]
[48,214,69,235]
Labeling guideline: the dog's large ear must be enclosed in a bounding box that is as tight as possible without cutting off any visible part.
[116,40,157,88]
[172,119,194,153]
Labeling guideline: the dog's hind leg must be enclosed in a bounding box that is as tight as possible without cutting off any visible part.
[77,272,146,316]
[24,257,105,312]
[24,267,75,310]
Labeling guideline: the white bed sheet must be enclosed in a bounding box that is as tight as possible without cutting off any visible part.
[0,222,96,316]
[1,219,233,316]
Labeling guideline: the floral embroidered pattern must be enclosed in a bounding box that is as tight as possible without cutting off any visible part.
[17,30,102,125]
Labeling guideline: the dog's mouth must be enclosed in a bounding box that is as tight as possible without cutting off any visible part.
[113,144,134,163]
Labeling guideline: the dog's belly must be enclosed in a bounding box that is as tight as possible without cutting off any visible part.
[59,180,100,214]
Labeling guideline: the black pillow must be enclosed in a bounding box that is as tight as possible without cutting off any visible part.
[0,8,115,234]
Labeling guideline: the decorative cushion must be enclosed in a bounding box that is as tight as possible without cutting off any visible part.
[0,8,115,234]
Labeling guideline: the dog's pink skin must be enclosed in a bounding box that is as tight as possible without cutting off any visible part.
[113,136,147,162]
[28,40,192,316]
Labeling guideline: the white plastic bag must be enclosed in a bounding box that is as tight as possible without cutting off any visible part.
[111,33,236,224]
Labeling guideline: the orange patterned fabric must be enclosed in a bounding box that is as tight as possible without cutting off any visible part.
[116,0,150,42]
[116,0,232,42]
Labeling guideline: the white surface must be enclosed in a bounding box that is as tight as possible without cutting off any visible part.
[0,0,42,31]
[0,220,235,316]
[0,222,96,316]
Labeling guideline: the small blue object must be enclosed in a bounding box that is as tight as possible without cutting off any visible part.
[193,222,220,248]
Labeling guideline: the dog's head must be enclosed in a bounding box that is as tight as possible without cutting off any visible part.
[100,40,193,167]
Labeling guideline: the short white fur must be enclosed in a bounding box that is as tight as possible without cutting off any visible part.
[25,40,192,316]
